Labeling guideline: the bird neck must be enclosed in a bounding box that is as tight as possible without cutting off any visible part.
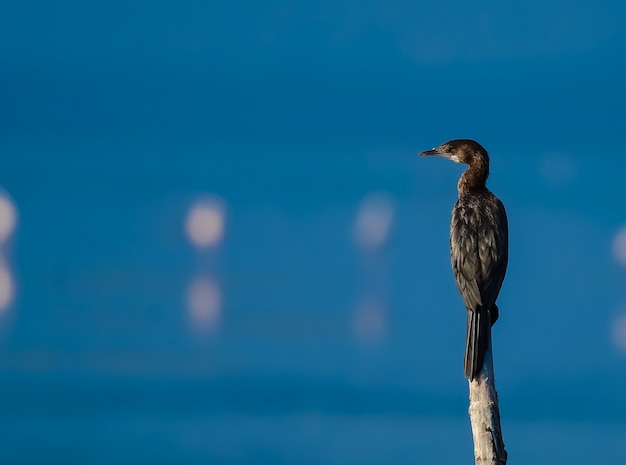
[458,156,489,195]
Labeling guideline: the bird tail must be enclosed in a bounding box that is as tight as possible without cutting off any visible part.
[464,308,491,380]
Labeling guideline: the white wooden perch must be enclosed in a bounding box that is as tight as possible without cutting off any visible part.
[468,331,507,465]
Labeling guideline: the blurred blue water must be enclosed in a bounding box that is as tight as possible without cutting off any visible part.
[1,1,626,463]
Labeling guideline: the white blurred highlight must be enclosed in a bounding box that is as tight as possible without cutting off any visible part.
[0,194,17,244]
[354,193,395,250]
[187,276,221,330]
[353,298,386,344]
[185,199,225,248]
[611,312,626,353]
[612,226,626,267]
[0,264,14,311]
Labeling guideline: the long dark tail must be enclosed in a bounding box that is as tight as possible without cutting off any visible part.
[464,308,491,380]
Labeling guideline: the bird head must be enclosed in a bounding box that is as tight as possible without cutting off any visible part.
[419,139,488,165]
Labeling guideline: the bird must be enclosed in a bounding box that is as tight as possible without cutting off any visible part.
[419,139,508,380]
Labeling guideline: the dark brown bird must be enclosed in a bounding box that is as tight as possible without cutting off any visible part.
[419,139,508,380]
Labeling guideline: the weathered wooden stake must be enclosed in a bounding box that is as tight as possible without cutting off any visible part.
[468,331,507,465]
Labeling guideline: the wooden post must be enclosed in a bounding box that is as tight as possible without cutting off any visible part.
[468,331,507,465]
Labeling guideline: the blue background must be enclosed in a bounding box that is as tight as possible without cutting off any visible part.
[1,1,626,463]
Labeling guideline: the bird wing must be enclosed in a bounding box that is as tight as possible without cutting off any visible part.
[450,193,508,311]
[478,195,508,308]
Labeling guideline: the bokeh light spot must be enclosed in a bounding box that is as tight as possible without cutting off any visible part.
[353,192,395,250]
[611,226,626,267]
[611,312,626,353]
[0,194,17,244]
[538,152,578,187]
[185,199,225,248]
[187,276,222,330]
[353,298,386,345]
[0,264,14,311]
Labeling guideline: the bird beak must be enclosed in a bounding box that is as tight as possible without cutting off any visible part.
[418,148,452,159]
